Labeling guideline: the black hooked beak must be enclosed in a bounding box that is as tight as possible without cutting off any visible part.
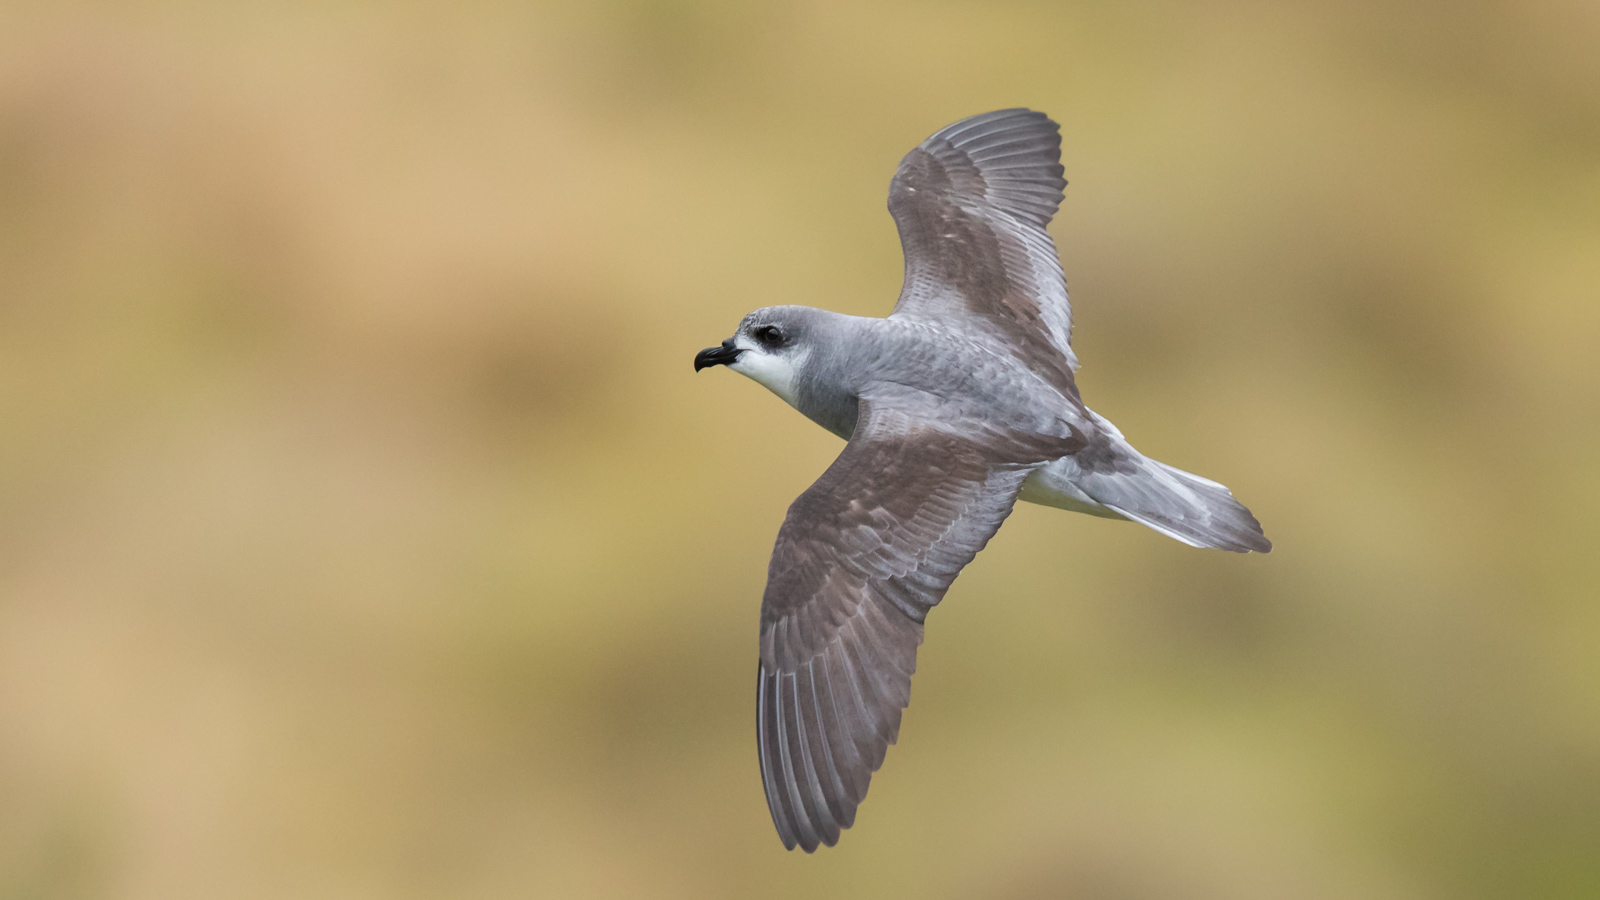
[694,340,743,372]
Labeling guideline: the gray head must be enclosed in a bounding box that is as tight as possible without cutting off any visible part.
[693,306,831,406]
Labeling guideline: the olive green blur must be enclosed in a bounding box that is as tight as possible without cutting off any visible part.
[2,1,1598,898]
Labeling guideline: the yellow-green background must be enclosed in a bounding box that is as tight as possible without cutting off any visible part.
[2,2,1597,898]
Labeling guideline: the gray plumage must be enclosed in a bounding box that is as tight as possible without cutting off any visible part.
[693,109,1270,852]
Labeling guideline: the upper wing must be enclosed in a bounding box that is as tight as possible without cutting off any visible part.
[887,108,1079,395]
[756,403,1037,851]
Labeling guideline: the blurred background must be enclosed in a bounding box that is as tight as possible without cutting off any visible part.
[1,1,1597,897]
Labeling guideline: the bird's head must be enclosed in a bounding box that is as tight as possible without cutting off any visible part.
[693,306,818,406]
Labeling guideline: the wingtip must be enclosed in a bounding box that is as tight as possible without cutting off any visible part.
[790,832,833,854]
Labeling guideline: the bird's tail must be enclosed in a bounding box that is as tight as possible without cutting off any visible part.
[1026,415,1271,553]
[1085,456,1271,553]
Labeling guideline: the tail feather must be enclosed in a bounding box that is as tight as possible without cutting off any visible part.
[1092,459,1271,553]
[1022,415,1271,553]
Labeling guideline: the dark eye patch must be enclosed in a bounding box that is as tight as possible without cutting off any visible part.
[754,325,784,347]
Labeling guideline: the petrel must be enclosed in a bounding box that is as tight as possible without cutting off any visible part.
[694,109,1270,852]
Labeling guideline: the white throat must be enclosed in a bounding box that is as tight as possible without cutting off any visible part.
[730,345,808,408]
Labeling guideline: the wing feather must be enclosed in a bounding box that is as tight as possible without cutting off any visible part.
[887,108,1079,394]
[756,403,1037,851]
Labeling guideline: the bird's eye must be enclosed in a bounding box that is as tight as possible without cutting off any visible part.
[754,325,784,346]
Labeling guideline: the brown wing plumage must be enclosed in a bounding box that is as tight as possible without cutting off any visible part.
[887,108,1079,395]
[756,403,1041,851]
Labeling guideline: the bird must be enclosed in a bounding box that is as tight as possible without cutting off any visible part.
[693,108,1269,852]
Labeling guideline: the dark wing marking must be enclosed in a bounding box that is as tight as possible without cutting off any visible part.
[756,403,1037,851]
[887,108,1079,396]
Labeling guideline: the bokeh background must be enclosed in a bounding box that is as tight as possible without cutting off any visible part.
[2,1,1598,898]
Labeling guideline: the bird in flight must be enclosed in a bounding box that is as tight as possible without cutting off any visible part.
[694,109,1269,852]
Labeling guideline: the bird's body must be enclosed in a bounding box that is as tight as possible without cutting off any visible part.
[695,109,1269,852]
[733,310,1079,445]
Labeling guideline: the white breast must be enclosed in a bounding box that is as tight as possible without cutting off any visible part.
[731,347,809,408]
